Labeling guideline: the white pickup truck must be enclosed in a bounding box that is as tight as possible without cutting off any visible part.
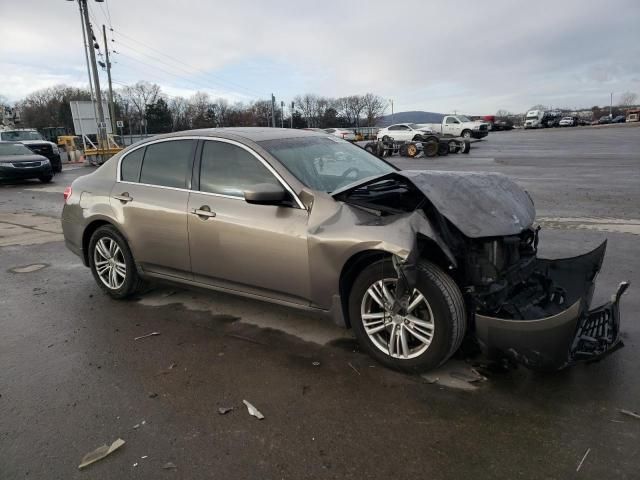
[420,115,489,139]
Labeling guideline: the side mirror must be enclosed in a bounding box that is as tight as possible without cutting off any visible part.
[243,183,287,205]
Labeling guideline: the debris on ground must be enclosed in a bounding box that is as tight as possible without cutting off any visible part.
[162,462,177,470]
[78,438,125,470]
[133,462,139,467]
[9,263,48,273]
[134,332,160,341]
[218,407,234,415]
[620,409,640,420]
[312,361,320,366]
[348,362,361,375]
[169,363,177,369]
[576,448,591,472]
[148,392,158,398]
[133,420,146,429]
[242,400,264,420]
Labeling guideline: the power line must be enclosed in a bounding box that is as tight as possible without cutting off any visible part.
[110,28,266,98]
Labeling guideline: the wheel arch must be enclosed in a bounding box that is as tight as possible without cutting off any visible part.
[338,240,454,328]
[81,218,125,266]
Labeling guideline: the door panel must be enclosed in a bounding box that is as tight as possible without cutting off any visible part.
[111,184,191,277]
[187,192,310,303]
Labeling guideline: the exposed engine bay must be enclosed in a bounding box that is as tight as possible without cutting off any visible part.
[334,171,628,369]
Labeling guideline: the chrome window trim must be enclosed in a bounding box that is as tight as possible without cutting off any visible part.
[116,135,305,209]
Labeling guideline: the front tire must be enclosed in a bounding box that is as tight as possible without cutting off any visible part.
[88,225,144,299]
[348,259,467,372]
[39,175,53,183]
[461,129,472,139]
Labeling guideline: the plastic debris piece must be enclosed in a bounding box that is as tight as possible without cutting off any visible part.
[169,363,177,369]
[218,407,234,415]
[242,400,264,420]
[141,455,148,459]
[134,332,160,341]
[133,424,140,429]
[78,438,125,470]
[620,409,640,420]
[133,462,139,467]
[576,448,591,472]
[163,462,177,470]
[312,362,320,366]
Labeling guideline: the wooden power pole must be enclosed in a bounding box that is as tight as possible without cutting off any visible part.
[102,24,116,134]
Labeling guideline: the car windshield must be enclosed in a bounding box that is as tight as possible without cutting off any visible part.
[456,116,472,122]
[1,130,45,141]
[0,142,33,156]
[258,136,396,193]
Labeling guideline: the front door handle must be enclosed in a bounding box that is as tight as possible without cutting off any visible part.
[190,206,216,219]
[113,193,133,203]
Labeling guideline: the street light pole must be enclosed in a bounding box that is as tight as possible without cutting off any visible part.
[280,101,284,128]
[389,99,394,124]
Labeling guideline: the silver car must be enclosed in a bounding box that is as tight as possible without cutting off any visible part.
[62,128,627,371]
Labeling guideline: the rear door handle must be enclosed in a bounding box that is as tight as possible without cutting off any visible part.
[113,193,133,203]
[190,206,216,219]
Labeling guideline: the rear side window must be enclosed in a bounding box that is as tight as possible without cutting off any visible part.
[139,140,196,189]
[199,141,279,197]
[120,147,144,182]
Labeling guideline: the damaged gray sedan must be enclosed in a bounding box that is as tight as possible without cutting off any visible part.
[61,128,628,371]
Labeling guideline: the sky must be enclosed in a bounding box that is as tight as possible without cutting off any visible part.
[1,0,639,115]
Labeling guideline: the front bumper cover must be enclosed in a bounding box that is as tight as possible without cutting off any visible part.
[474,242,629,369]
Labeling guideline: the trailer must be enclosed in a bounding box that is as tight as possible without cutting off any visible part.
[363,135,470,158]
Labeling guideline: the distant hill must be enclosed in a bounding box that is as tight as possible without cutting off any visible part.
[377,111,445,126]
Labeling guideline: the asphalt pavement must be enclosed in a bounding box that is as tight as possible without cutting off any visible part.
[1,125,639,479]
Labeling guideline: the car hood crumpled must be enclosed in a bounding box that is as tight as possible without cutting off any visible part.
[334,170,536,238]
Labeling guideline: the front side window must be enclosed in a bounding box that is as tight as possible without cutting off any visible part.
[139,140,196,188]
[199,140,280,197]
[120,147,145,182]
[446,117,460,124]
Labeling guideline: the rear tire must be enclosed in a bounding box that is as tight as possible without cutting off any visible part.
[88,225,144,299]
[422,138,439,157]
[348,258,467,372]
[437,142,449,156]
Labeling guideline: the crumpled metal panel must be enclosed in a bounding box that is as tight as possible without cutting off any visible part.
[397,170,536,238]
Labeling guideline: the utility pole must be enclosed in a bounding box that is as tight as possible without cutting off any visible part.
[79,0,107,159]
[75,0,96,152]
[389,99,394,124]
[102,24,116,134]
[280,101,284,128]
[610,92,613,118]
[290,101,294,128]
[271,94,276,128]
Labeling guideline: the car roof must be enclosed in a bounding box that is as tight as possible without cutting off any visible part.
[151,127,327,143]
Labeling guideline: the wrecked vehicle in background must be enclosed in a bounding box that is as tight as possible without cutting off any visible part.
[61,128,628,372]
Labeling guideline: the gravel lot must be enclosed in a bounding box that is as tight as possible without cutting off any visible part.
[1,124,638,479]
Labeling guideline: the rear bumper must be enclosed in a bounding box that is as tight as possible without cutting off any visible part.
[473,242,629,369]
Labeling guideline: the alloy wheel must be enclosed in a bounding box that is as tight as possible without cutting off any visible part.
[360,278,435,359]
[93,237,127,290]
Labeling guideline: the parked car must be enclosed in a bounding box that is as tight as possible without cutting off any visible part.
[598,115,612,124]
[61,128,627,372]
[558,116,577,127]
[610,115,626,124]
[421,115,489,139]
[0,129,62,173]
[325,128,356,141]
[376,123,434,142]
[0,141,53,183]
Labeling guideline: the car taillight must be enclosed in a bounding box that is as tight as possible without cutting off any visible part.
[63,186,72,202]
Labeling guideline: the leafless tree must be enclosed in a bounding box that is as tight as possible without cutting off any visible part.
[295,94,319,127]
[168,96,189,131]
[495,109,512,118]
[214,98,230,127]
[121,81,161,119]
[362,93,387,127]
[618,91,638,107]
